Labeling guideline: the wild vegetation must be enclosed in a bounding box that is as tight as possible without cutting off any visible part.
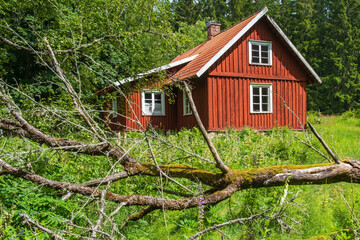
[1,114,360,239]
[1,0,360,239]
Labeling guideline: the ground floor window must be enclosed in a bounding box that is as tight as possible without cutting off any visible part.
[183,91,192,115]
[250,84,272,113]
[112,98,117,118]
[142,90,165,116]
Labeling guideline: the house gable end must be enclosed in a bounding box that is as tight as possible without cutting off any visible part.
[208,18,310,82]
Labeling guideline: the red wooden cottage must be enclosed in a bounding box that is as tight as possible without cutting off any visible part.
[101,7,321,132]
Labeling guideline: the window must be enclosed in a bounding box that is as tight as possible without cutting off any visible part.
[249,40,272,65]
[112,98,117,118]
[250,84,272,113]
[142,90,165,116]
[183,91,192,116]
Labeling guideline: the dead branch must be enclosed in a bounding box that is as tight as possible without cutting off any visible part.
[294,136,331,162]
[188,210,270,240]
[189,190,302,239]
[183,82,230,174]
[307,122,341,164]
[2,157,360,211]
[44,39,106,142]
[20,213,66,240]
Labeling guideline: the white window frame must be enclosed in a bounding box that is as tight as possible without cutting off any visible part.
[250,83,273,114]
[112,98,117,118]
[141,90,165,116]
[183,91,192,116]
[249,40,272,66]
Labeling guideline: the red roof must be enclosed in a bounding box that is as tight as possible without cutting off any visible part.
[170,11,261,80]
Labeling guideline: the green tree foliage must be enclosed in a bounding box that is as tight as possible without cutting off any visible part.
[2,0,359,113]
[0,0,181,102]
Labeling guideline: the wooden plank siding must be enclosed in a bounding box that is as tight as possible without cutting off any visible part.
[104,76,208,132]
[207,77,307,131]
[206,18,309,131]
[177,76,208,130]
[209,18,308,81]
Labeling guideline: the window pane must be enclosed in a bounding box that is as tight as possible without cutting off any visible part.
[252,57,259,63]
[253,87,260,95]
[262,96,268,103]
[262,104,268,111]
[262,45,268,52]
[253,96,260,103]
[261,87,268,95]
[261,52,268,58]
[154,103,162,113]
[252,45,259,51]
[154,93,161,100]
[144,103,152,113]
[261,58,268,64]
[145,93,152,100]
[253,104,260,112]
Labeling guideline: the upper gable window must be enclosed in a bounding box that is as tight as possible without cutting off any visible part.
[249,40,272,66]
[142,90,165,116]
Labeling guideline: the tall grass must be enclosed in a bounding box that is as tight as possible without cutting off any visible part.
[1,115,360,239]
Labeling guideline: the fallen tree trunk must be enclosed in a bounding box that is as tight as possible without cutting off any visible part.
[1,158,359,210]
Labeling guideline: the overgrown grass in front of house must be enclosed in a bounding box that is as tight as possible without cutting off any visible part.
[1,113,360,239]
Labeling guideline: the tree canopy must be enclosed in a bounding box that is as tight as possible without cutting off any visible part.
[1,0,359,113]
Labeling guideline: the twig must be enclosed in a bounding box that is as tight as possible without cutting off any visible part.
[294,136,331,162]
[20,213,66,240]
[188,210,270,240]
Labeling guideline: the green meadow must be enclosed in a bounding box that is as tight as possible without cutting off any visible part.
[1,114,360,239]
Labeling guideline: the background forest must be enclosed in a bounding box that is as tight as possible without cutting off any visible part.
[1,0,360,239]
[0,0,359,113]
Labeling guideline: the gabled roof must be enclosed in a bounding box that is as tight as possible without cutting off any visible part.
[171,7,267,80]
[170,7,321,83]
[102,6,321,92]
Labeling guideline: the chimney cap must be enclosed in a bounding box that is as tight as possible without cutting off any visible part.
[206,18,221,28]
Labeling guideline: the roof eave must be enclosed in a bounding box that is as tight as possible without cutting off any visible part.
[195,7,269,78]
[116,54,199,86]
[265,15,322,84]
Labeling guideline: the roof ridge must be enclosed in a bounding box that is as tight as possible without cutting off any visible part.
[209,8,265,40]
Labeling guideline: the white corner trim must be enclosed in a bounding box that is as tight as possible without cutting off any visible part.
[196,7,268,77]
[114,54,199,86]
[266,15,322,84]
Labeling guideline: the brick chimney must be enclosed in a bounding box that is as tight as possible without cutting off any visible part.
[206,18,221,40]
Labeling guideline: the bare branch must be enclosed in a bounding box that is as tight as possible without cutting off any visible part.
[44,39,106,141]
[21,213,66,240]
[294,136,331,162]
[188,210,270,240]
[183,82,230,174]
[307,122,341,164]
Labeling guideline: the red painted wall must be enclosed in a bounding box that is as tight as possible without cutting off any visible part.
[105,76,208,131]
[209,18,308,81]
[206,18,308,130]
[176,76,208,130]
[207,77,306,131]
